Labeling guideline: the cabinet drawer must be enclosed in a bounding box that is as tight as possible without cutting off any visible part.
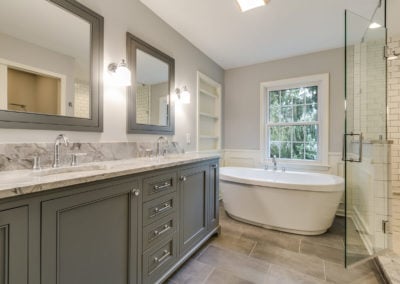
[143,235,177,283]
[142,171,177,202]
[143,192,177,226]
[143,213,177,251]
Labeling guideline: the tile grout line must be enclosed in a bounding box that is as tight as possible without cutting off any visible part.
[201,267,215,284]
[263,263,272,284]
[248,240,257,257]
[299,238,302,254]
[195,243,211,260]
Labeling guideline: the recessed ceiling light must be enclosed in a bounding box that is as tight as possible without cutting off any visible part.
[236,0,269,12]
[369,22,381,29]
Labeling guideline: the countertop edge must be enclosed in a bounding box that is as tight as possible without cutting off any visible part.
[0,154,220,201]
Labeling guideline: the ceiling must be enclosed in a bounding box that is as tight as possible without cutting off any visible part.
[140,0,380,69]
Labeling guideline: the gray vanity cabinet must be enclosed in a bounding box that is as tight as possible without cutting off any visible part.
[41,178,141,284]
[178,164,209,255]
[0,207,28,284]
[208,163,219,231]
[141,169,178,284]
[0,158,220,284]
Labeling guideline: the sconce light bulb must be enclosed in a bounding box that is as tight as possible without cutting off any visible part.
[180,86,191,104]
[108,59,131,86]
[175,86,191,104]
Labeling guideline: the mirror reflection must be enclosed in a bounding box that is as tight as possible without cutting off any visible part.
[0,0,91,118]
[135,49,169,126]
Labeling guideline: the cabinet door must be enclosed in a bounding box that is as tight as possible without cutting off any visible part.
[208,162,219,231]
[179,164,209,255]
[41,179,141,284]
[0,206,28,284]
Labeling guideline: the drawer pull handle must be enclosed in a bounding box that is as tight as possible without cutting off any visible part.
[154,224,170,237]
[154,203,171,214]
[179,176,186,182]
[154,250,170,263]
[154,182,171,191]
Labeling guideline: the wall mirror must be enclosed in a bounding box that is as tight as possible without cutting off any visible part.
[127,33,175,134]
[0,0,103,131]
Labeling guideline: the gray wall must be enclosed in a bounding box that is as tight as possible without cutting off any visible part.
[0,0,224,151]
[224,48,344,152]
[388,0,400,37]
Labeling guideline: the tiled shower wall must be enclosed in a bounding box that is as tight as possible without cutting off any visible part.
[345,36,390,252]
[136,84,151,124]
[387,35,400,253]
[352,39,387,141]
[74,81,90,119]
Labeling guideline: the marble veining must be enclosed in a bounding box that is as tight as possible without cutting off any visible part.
[0,141,185,171]
[0,153,219,200]
[378,251,400,283]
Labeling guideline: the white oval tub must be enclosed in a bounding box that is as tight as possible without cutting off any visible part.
[220,167,344,235]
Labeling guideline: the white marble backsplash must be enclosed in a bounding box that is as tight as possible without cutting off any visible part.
[0,141,183,171]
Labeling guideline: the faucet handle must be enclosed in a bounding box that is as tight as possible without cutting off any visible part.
[71,153,87,166]
[33,156,41,171]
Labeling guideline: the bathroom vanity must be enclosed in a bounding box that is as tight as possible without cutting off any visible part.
[0,154,220,284]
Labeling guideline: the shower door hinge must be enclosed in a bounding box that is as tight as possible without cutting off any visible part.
[382,220,389,234]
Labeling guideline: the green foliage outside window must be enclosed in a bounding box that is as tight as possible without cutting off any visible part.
[267,86,318,161]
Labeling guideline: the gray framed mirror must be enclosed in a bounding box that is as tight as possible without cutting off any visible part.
[0,0,104,131]
[126,32,175,134]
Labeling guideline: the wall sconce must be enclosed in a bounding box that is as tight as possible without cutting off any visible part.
[385,46,399,61]
[108,59,131,86]
[175,86,191,104]
[387,50,399,61]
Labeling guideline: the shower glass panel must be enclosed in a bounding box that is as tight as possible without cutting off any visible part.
[345,2,389,267]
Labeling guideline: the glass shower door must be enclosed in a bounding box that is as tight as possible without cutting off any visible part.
[344,3,389,267]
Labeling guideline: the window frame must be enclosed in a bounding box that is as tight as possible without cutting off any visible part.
[260,73,330,167]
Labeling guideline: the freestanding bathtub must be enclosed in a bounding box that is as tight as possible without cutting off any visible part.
[220,167,344,235]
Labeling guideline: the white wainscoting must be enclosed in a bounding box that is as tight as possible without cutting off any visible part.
[222,149,344,176]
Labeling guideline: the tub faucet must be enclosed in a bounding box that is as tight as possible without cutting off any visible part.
[52,134,70,168]
[272,155,277,171]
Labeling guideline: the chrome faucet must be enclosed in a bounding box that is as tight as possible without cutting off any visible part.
[156,136,168,157]
[272,155,278,171]
[52,134,70,168]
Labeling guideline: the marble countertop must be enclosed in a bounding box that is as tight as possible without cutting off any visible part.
[377,251,400,283]
[0,153,220,200]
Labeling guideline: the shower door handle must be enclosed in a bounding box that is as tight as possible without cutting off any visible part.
[342,132,363,162]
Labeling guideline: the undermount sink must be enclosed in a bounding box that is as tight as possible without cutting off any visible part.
[0,164,108,187]
[0,157,180,188]
[33,164,107,177]
[0,172,35,185]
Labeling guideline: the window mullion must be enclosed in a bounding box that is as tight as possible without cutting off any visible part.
[267,121,319,127]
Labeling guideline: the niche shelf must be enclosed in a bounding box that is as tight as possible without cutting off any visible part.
[197,72,222,152]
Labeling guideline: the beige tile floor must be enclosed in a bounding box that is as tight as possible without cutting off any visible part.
[166,204,385,284]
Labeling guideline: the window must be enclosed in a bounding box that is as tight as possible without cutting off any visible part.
[260,74,329,165]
